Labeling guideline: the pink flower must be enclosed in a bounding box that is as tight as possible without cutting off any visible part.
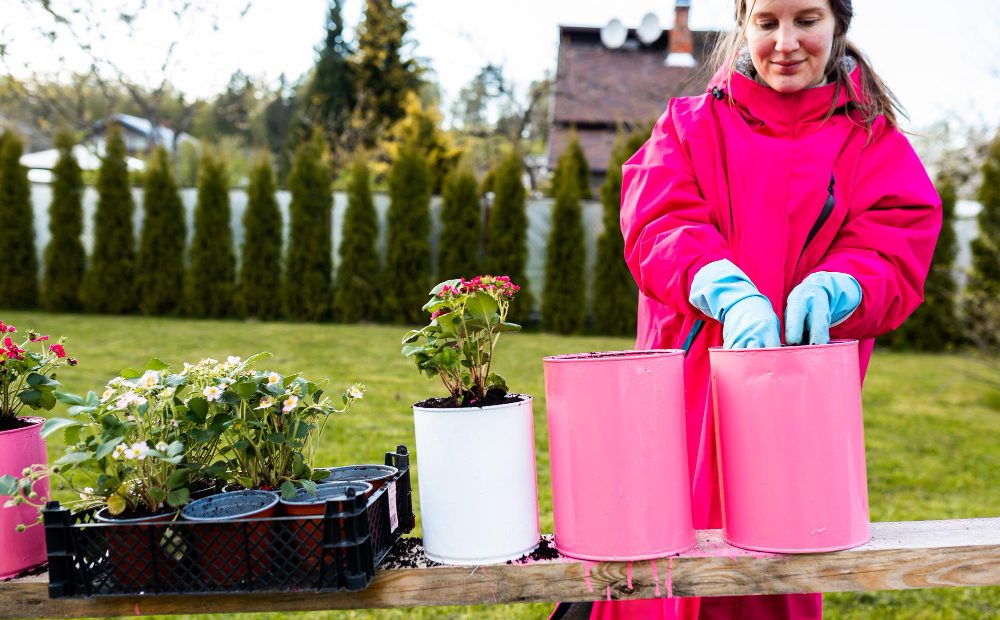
[4,337,25,360]
[49,344,66,358]
[30,335,49,343]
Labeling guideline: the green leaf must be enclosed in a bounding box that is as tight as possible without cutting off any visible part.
[466,290,499,323]
[64,425,81,445]
[41,417,84,438]
[187,397,208,422]
[401,329,422,344]
[119,367,142,379]
[167,469,189,489]
[95,437,125,460]
[148,487,166,505]
[18,389,43,407]
[401,343,425,358]
[190,429,216,443]
[498,321,522,333]
[0,475,19,497]
[266,432,286,444]
[54,452,92,467]
[166,441,184,457]
[54,391,85,406]
[279,480,297,499]
[167,487,190,507]
[429,279,461,296]
[67,405,97,417]
[299,479,317,496]
[144,358,169,372]
[234,381,258,399]
[27,372,60,388]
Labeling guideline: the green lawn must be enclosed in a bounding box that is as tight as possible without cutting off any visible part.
[3,311,998,619]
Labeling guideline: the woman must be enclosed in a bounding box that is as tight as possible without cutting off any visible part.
[579,0,940,618]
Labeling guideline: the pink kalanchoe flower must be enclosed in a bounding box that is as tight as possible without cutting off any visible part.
[49,343,66,358]
[68,358,78,366]
[30,335,49,343]
[4,337,25,360]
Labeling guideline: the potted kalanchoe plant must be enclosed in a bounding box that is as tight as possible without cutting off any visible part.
[401,275,540,565]
[0,319,77,579]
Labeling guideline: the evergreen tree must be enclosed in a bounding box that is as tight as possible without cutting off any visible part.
[283,136,333,321]
[82,126,135,314]
[542,145,586,333]
[42,132,86,311]
[593,133,645,336]
[333,156,380,322]
[353,0,422,146]
[549,131,592,199]
[484,151,532,324]
[383,139,431,323]
[186,151,236,317]
[0,133,38,307]
[883,174,961,350]
[136,147,186,316]
[437,165,481,280]
[239,155,284,320]
[964,130,1000,352]
[307,0,357,140]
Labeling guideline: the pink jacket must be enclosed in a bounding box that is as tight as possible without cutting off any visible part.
[592,64,941,620]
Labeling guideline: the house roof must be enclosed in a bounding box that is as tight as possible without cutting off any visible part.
[90,113,196,151]
[552,25,717,127]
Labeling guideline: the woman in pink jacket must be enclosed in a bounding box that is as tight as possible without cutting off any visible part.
[557,0,942,619]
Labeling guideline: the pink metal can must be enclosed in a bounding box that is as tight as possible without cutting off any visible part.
[543,350,695,561]
[709,340,871,553]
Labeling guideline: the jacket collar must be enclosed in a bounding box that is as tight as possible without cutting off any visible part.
[707,55,865,135]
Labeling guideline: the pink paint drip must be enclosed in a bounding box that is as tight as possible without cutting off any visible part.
[606,585,612,601]
[666,557,674,598]
[651,561,661,597]
[584,562,593,593]
[626,561,633,589]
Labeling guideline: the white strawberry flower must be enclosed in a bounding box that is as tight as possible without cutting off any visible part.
[203,385,224,402]
[112,443,127,459]
[155,441,169,452]
[347,384,365,400]
[281,395,299,413]
[139,370,160,389]
[267,372,281,386]
[227,356,242,365]
[256,395,274,410]
[101,388,115,403]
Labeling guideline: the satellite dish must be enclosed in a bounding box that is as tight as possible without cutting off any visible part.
[600,18,627,49]
[637,13,661,45]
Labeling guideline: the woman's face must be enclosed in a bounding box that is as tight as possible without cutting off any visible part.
[745,0,836,93]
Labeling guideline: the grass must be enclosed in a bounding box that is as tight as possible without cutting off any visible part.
[3,310,998,619]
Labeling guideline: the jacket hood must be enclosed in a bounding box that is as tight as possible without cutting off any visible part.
[707,52,866,134]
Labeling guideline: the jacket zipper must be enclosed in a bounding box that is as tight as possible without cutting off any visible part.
[682,172,836,355]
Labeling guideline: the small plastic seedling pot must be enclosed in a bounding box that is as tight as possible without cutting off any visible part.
[279,482,373,574]
[709,340,870,553]
[181,490,279,587]
[316,465,398,494]
[93,508,177,591]
[543,350,695,560]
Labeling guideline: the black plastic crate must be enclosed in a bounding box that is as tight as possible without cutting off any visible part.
[43,446,415,598]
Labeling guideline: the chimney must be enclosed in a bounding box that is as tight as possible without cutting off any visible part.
[666,0,697,67]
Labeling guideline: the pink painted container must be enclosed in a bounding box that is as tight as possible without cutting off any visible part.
[0,417,50,579]
[709,340,871,553]
[543,350,695,561]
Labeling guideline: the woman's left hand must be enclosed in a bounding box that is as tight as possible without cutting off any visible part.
[785,272,862,345]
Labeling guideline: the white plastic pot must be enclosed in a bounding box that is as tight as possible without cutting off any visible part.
[412,395,540,565]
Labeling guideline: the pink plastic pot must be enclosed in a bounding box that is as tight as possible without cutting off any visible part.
[709,340,870,553]
[543,350,694,561]
[0,417,50,580]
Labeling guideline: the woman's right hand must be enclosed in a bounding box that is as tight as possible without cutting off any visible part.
[689,259,781,349]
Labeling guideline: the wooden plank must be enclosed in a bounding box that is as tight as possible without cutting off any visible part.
[1,518,998,618]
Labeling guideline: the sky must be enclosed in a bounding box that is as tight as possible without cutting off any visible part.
[3,0,999,132]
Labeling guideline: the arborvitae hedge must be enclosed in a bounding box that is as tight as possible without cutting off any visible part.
[485,151,532,324]
[333,157,380,322]
[964,131,1000,352]
[186,151,236,317]
[82,126,135,314]
[542,144,586,334]
[283,136,333,321]
[383,140,431,324]
[593,133,645,336]
[136,147,186,316]
[239,155,284,320]
[549,131,591,199]
[0,133,38,308]
[883,174,960,350]
[42,133,87,311]
[437,165,481,281]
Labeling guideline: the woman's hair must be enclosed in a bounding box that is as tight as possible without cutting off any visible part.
[706,0,906,131]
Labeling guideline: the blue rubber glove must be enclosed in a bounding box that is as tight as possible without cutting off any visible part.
[690,259,781,349]
[784,272,862,345]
